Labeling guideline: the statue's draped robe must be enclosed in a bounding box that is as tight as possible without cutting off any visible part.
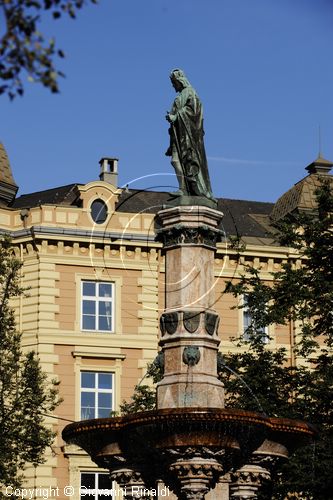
[168,86,214,199]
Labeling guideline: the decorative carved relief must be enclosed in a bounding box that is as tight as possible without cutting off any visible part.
[160,312,179,335]
[168,457,223,500]
[165,446,226,460]
[110,468,143,486]
[161,310,220,337]
[110,468,147,500]
[152,351,165,374]
[230,468,270,486]
[204,312,219,336]
[183,311,201,333]
[181,491,207,500]
[156,224,222,248]
[183,346,201,366]
[229,465,271,499]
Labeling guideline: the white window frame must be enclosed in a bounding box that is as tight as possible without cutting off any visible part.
[81,281,115,333]
[80,471,113,499]
[80,371,114,420]
[242,294,269,344]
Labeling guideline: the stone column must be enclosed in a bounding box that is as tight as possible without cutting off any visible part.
[110,468,147,500]
[155,205,224,409]
[229,464,271,499]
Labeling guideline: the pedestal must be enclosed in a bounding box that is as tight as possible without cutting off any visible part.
[155,205,225,409]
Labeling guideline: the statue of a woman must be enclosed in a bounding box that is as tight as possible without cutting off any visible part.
[165,69,215,201]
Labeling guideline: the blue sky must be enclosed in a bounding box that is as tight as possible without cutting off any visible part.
[1,0,333,202]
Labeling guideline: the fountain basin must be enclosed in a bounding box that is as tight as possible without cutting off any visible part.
[62,407,316,498]
[63,408,268,463]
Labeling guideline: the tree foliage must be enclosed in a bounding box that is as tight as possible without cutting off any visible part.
[223,179,333,499]
[120,357,163,415]
[0,237,60,490]
[0,0,97,99]
[120,384,156,416]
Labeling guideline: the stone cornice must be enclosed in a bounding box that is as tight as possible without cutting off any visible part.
[72,350,126,360]
[0,225,156,242]
[22,331,159,349]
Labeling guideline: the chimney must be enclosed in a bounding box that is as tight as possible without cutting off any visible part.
[99,157,118,186]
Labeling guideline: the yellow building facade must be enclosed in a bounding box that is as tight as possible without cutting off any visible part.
[0,144,332,498]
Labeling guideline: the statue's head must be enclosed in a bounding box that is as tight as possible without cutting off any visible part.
[170,69,191,90]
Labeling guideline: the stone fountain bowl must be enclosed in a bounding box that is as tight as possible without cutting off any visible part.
[64,408,262,446]
[62,407,316,490]
[63,408,268,461]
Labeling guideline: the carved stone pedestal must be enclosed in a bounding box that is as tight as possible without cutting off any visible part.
[110,468,146,500]
[229,464,271,499]
[169,457,223,500]
[155,205,224,410]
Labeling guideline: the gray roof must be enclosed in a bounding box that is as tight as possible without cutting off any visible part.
[12,184,80,208]
[12,185,274,239]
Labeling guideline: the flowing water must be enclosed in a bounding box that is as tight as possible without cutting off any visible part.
[222,362,267,416]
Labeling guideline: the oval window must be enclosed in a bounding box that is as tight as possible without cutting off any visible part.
[91,199,108,224]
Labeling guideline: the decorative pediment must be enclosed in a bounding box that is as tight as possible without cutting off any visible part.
[75,181,122,212]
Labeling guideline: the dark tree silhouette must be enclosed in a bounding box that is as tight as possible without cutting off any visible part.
[0,0,97,98]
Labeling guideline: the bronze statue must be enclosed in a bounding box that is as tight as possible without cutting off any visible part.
[165,69,215,201]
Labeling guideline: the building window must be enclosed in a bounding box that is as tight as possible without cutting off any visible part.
[81,372,114,420]
[80,472,112,499]
[81,281,114,332]
[243,295,269,343]
[91,199,108,224]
